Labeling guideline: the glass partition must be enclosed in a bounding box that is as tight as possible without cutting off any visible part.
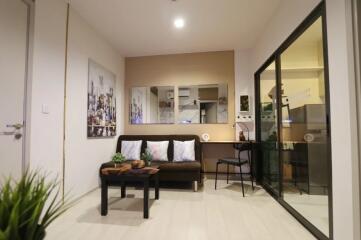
[178,84,228,124]
[280,17,329,237]
[255,4,331,239]
[130,86,174,124]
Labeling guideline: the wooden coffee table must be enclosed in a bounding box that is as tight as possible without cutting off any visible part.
[100,164,160,219]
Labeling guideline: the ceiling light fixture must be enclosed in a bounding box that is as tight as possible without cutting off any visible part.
[174,18,185,29]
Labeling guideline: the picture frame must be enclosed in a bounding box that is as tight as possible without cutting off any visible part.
[240,95,249,112]
[87,59,116,138]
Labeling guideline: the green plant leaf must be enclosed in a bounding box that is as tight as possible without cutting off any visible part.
[0,170,72,240]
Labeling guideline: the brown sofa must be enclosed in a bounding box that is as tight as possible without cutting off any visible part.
[100,135,202,190]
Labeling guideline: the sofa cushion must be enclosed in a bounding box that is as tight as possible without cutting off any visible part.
[173,140,195,162]
[155,161,201,172]
[147,141,169,161]
[121,140,142,160]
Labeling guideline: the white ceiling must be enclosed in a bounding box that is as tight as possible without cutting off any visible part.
[68,0,282,57]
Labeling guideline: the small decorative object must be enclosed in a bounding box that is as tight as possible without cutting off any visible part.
[304,133,315,142]
[239,131,246,141]
[141,148,153,166]
[201,133,210,142]
[237,121,250,141]
[218,96,228,105]
[112,152,126,168]
[0,170,71,239]
[131,160,145,169]
[240,95,249,112]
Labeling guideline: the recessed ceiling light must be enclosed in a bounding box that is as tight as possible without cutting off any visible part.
[174,18,185,29]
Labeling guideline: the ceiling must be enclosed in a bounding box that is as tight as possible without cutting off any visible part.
[68,0,282,57]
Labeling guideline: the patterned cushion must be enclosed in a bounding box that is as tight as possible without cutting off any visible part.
[147,141,169,161]
[121,140,142,160]
[173,140,195,161]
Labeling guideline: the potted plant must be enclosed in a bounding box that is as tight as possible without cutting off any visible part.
[0,170,71,240]
[112,152,126,168]
[141,148,153,166]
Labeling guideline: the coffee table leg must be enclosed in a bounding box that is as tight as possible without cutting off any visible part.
[144,179,149,219]
[101,178,108,216]
[121,181,126,198]
[155,173,159,200]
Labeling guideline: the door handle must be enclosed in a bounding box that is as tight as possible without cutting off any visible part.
[0,131,22,139]
[6,123,23,130]
[2,123,23,139]
[0,131,15,136]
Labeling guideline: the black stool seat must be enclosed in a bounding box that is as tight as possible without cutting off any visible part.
[218,158,248,165]
[215,142,255,197]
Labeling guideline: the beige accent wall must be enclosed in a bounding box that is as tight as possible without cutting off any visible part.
[124,51,236,141]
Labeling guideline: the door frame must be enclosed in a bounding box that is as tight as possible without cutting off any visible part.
[254,55,279,197]
[254,2,333,239]
[351,0,361,237]
[21,0,34,173]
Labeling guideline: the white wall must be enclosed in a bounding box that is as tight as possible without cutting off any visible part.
[29,0,67,179]
[326,0,360,239]
[234,50,255,140]
[64,7,125,199]
[236,0,360,239]
[250,0,321,70]
[28,0,125,200]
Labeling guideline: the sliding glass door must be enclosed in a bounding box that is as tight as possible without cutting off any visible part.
[255,3,331,239]
[258,61,280,195]
[280,17,330,237]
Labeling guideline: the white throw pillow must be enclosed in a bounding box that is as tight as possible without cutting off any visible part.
[173,141,185,162]
[173,140,195,161]
[147,141,169,161]
[121,140,142,160]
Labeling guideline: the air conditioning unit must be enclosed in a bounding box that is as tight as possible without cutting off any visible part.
[179,88,190,97]
[167,91,174,99]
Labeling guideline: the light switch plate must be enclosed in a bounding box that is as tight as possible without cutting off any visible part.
[42,104,49,114]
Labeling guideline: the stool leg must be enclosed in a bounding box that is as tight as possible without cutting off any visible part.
[251,171,254,191]
[215,162,220,190]
[240,166,245,197]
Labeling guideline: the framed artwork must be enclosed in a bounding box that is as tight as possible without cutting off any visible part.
[130,87,147,124]
[240,95,249,112]
[87,59,116,138]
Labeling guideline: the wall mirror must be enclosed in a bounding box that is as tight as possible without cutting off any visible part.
[178,84,228,124]
[130,86,174,124]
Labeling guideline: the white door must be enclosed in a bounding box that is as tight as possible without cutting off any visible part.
[0,0,29,180]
